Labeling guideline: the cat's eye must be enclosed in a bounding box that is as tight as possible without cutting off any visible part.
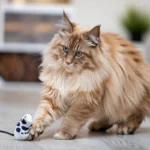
[75,51,82,57]
[63,46,68,53]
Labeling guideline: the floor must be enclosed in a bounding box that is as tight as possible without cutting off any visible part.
[0,83,150,150]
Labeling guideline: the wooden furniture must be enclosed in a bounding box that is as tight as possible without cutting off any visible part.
[0,0,73,81]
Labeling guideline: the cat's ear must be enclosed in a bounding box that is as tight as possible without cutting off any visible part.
[84,25,101,46]
[60,11,73,33]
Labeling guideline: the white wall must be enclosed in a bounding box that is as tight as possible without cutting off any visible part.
[72,0,150,37]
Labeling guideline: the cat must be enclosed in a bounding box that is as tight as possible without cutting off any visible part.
[28,11,150,140]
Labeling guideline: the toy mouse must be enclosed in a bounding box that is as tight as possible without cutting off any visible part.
[0,114,32,140]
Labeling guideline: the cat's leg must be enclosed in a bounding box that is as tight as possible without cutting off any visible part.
[88,119,112,132]
[116,115,143,135]
[54,105,92,140]
[28,86,62,140]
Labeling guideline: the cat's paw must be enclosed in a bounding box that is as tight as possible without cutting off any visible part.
[28,122,44,140]
[116,124,136,135]
[88,121,102,131]
[54,130,76,140]
[88,121,112,132]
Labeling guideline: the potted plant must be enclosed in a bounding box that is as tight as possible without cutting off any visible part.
[121,7,150,42]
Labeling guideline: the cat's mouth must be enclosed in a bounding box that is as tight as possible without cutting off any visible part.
[62,61,75,72]
[58,59,79,73]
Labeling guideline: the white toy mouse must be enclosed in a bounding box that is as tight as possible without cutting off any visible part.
[0,114,32,140]
[14,114,32,140]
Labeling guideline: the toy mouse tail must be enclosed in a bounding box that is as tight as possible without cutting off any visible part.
[0,130,14,136]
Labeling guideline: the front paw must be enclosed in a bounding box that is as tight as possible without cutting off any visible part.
[28,121,44,140]
[54,130,76,140]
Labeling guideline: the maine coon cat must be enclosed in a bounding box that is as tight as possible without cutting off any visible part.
[29,12,150,140]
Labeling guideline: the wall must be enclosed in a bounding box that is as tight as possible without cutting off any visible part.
[72,0,150,37]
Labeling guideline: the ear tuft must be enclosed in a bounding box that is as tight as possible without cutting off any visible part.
[58,11,73,33]
[85,25,101,46]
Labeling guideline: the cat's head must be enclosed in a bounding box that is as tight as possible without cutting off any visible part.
[43,11,102,74]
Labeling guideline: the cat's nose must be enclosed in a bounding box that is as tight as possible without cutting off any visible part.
[65,60,72,65]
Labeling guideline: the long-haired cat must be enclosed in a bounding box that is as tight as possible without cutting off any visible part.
[29,11,150,140]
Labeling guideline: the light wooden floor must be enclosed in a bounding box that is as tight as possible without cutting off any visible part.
[1,83,150,150]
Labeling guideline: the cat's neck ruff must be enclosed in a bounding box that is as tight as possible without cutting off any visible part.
[40,66,110,96]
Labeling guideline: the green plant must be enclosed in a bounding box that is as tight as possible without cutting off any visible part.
[121,7,150,41]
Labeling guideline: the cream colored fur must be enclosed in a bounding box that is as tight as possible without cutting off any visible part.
[28,12,150,140]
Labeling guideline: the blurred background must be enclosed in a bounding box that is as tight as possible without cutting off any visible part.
[0,0,150,83]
